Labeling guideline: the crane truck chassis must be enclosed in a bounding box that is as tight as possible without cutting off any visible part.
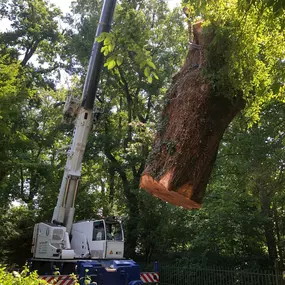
[28,1,158,284]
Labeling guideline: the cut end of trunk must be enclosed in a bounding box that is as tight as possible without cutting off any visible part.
[140,172,201,209]
[139,22,245,210]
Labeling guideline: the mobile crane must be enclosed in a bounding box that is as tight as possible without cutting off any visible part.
[29,1,156,284]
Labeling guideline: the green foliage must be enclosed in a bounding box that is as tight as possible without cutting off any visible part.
[183,0,285,123]
[1,0,65,87]
[0,0,67,211]
[0,266,46,285]
[0,206,36,266]
[0,53,29,192]
[0,265,83,285]
[199,101,285,267]
[96,25,158,83]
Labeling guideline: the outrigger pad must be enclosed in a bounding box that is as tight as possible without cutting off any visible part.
[140,22,245,209]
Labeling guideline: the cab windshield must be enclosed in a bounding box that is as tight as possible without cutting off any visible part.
[92,220,123,241]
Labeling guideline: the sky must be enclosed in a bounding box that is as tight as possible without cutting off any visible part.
[50,0,181,13]
[1,0,181,32]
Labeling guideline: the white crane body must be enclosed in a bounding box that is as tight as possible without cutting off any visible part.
[29,2,158,284]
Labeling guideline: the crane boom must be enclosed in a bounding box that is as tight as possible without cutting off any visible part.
[32,0,126,263]
[52,0,117,234]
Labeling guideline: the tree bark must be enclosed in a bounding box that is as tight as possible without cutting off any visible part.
[21,39,41,67]
[140,22,245,208]
[259,186,278,266]
[104,149,139,258]
[273,207,284,267]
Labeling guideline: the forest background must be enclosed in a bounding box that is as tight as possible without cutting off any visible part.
[0,0,285,271]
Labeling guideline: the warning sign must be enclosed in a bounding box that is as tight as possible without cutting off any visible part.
[109,250,113,254]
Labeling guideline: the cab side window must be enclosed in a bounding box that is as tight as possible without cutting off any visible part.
[92,221,105,241]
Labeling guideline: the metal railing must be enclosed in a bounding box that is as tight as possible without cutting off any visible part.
[159,265,283,285]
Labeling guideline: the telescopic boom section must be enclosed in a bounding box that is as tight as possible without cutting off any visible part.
[52,0,117,234]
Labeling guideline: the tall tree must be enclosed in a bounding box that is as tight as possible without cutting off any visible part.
[0,0,66,208]
[1,0,64,86]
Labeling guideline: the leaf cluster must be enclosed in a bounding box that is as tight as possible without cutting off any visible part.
[184,0,285,123]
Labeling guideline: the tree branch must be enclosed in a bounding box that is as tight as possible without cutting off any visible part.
[21,39,41,66]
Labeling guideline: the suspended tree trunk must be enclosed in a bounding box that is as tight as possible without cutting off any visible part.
[140,22,245,208]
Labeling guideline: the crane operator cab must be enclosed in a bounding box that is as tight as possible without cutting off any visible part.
[71,217,124,259]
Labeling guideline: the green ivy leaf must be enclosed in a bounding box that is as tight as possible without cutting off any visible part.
[144,67,150,77]
[104,37,111,45]
[116,56,123,66]
[147,61,156,69]
[96,33,108,42]
[107,60,116,70]
[108,44,115,52]
[152,72,159,80]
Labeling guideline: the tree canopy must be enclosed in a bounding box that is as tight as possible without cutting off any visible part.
[183,0,285,124]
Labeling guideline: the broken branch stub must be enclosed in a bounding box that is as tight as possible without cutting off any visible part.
[140,22,245,209]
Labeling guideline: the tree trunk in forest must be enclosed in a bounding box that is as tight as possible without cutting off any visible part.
[140,22,245,209]
[104,149,139,258]
[122,181,140,259]
[124,205,139,258]
[124,172,144,258]
[259,186,278,266]
[273,207,284,267]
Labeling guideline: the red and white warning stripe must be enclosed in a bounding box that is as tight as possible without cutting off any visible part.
[40,275,75,285]
[140,272,159,283]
